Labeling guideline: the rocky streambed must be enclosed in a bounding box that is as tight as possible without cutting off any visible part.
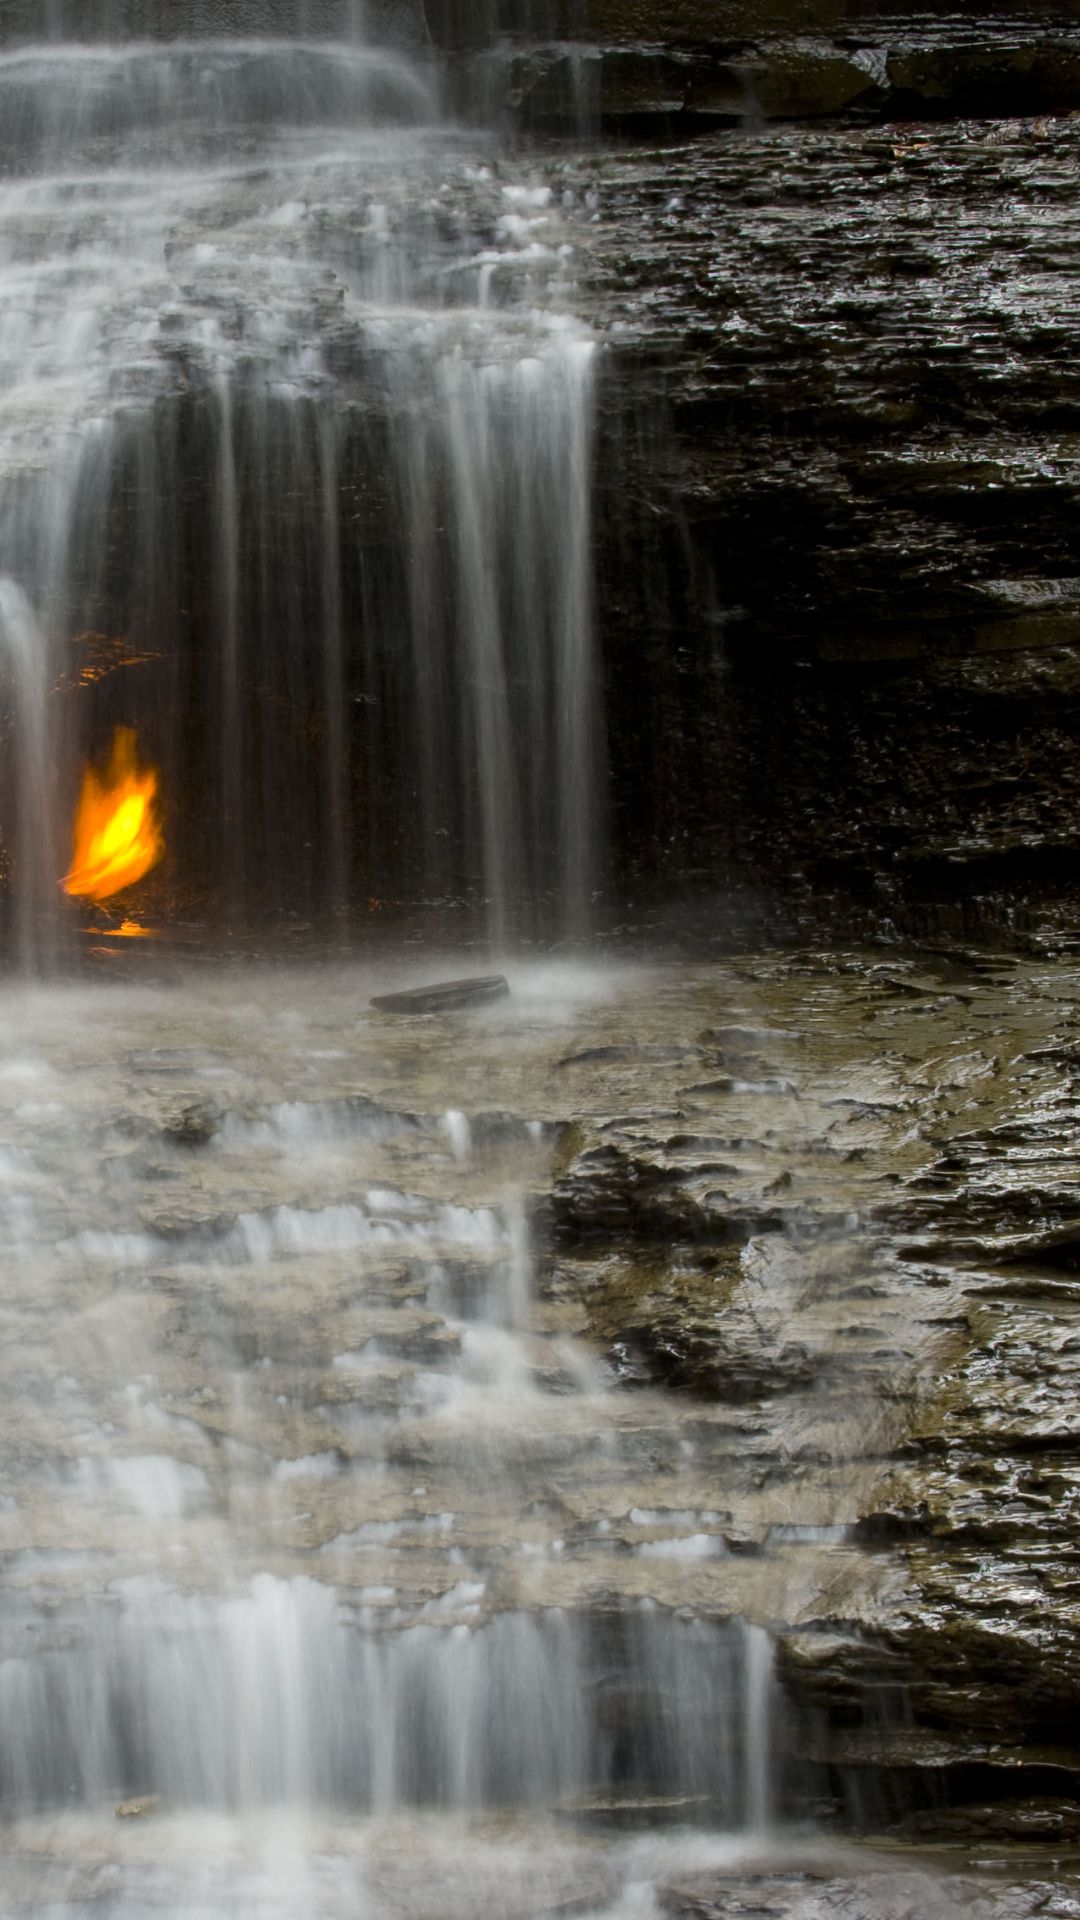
[0,946,1078,1912]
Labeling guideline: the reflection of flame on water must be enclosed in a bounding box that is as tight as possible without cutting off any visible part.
[81,919,158,940]
[62,727,164,903]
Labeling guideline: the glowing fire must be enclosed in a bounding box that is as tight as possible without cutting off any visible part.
[62,727,164,903]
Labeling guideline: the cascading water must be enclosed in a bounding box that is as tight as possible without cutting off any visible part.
[0,6,602,961]
[0,963,783,1916]
[0,10,785,1918]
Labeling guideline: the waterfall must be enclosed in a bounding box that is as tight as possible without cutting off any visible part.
[742,1620,777,1834]
[0,8,787,1915]
[0,1588,766,1815]
[0,14,603,961]
[0,577,59,967]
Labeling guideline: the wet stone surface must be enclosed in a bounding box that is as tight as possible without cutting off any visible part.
[549,113,1080,935]
[658,1856,1080,1919]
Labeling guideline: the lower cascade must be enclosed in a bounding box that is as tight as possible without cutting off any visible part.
[0,1586,769,1817]
[0,966,786,1916]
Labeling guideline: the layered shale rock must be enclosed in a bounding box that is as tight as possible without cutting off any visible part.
[548,951,1080,1833]
[578,117,1080,941]
[430,1,1080,129]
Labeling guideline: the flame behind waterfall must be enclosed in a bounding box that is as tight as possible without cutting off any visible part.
[62,727,164,902]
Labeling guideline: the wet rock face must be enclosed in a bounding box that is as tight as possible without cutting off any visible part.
[576,115,1080,939]
[486,37,1080,135]
[427,0,1080,45]
[432,2,1080,128]
[421,0,1080,942]
[549,951,1080,1832]
[660,1859,1080,1920]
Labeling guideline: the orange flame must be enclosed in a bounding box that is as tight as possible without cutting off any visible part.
[62,728,164,903]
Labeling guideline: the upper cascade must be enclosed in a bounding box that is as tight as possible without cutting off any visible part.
[0,0,427,48]
[0,38,439,170]
[0,0,602,961]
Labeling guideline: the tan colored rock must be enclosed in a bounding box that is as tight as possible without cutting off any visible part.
[116,1795,165,1819]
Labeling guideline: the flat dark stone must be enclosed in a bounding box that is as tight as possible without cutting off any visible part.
[127,1048,220,1074]
[370,974,510,1015]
